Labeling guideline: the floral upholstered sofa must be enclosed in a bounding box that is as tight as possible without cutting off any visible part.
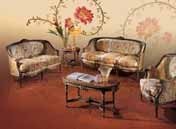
[81,37,146,77]
[140,53,176,118]
[6,39,61,86]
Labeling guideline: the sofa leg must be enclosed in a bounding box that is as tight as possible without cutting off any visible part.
[19,74,22,88]
[140,93,143,101]
[81,60,84,71]
[154,99,159,118]
[41,72,43,80]
[136,71,140,81]
[116,68,119,76]
[58,64,62,72]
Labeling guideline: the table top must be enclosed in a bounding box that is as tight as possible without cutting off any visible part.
[63,47,80,52]
[63,77,120,91]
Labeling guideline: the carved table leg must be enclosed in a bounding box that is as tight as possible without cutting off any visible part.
[65,85,68,107]
[101,91,105,117]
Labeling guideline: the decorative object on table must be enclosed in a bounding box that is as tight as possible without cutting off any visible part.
[66,72,95,83]
[63,73,120,117]
[95,74,103,83]
[69,27,81,48]
[81,36,146,79]
[98,65,112,82]
[26,0,109,48]
[140,53,176,118]
[6,39,61,87]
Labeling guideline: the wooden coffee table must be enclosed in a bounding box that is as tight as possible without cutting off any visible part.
[63,77,120,117]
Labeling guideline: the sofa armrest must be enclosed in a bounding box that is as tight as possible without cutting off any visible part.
[82,38,96,53]
[137,52,145,71]
[8,56,21,77]
[44,41,60,56]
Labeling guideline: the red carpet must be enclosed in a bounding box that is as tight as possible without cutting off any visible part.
[0,66,176,129]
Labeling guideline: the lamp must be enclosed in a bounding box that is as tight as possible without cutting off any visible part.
[69,27,81,49]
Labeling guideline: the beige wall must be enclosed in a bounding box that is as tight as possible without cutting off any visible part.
[1,0,176,71]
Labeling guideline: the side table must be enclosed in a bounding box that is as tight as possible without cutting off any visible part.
[62,47,80,66]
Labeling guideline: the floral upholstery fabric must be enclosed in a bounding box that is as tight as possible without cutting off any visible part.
[111,40,141,55]
[118,56,138,67]
[140,78,176,104]
[159,80,176,104]
[140,54,176,105]
[168,56,176,79]
[95,39,111,52]
[7,39,60,78]
[140,79,162,101]
[19,55,59,73]
[81,51,105,62]
[99,53,122,66]
[9,42,44,60]
[81,37,145,72]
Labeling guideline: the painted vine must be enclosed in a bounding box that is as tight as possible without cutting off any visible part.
[26,0,109,47]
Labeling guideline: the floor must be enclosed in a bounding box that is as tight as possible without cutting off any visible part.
[0,65,176,129]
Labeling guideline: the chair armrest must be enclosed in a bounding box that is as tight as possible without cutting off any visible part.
[143,65,157,78]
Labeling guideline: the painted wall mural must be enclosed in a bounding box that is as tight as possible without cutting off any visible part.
[1,0,176,68]
[26,0,109,48]
[122,0,176,44]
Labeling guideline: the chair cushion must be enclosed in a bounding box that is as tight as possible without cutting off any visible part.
[19,55,59,72]
[118,56,138,67]
[81,51,105,62]
[99,53,122,65]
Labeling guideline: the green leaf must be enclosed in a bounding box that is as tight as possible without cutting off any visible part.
[48,29,58,36]
[56,26,64,38]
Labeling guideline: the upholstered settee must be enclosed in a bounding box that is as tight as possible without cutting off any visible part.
[81,37,146,77]
[140,53,176,117]
[6,39,61,86]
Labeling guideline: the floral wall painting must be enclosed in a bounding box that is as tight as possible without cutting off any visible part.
[121,0,176,43]
[26,0,109,48]
[136,17,160,41]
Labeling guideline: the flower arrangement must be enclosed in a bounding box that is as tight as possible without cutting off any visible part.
[26,0,109,48]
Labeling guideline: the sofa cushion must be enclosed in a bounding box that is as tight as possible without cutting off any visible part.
[111,39,141,55]
[118,56,138,68]
[10,41,44,60]
[95,39,111,52]
[99,53,122,66]
[81,51,105,62]
[19,55,59,72]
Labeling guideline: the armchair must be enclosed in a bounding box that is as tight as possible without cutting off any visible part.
[140,53,176,118]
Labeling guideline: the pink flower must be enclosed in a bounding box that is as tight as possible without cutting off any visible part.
[74,6,94,24]
[162,32,172,43]
[65,18,74,29]
[136,17,160,40]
